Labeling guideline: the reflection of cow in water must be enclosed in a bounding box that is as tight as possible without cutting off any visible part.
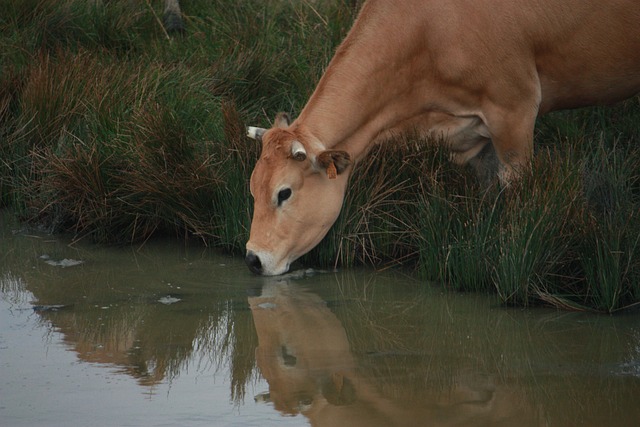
[249,281,542,427]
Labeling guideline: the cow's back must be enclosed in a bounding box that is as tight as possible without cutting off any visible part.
[354,0,640,113]
[523,0,640,112]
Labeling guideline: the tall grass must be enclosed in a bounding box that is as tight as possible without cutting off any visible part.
[1,0,639,311]
[8,50,229,242]
[578,140,640,312]
[0,0,356,243]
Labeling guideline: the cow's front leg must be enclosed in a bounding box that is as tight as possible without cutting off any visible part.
[484,105,538,186]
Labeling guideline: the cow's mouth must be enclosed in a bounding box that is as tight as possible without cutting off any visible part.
[245,250,291,276]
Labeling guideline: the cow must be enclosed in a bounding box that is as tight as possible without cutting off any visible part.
[245,0,640,275]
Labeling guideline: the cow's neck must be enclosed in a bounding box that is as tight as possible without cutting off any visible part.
[294,4,426,161]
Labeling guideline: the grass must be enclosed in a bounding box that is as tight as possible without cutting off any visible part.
[1,0,639,312]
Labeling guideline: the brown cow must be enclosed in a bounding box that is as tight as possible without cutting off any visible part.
[245,0,640,275]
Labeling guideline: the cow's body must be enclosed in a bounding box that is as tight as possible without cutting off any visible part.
[246,0,640,276]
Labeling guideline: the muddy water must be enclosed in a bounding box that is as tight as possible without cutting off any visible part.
[1,212,639,427]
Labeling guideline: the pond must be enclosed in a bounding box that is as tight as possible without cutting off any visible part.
[1,211,639,427]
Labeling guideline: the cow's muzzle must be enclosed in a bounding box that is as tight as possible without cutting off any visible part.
[245,251,263,275]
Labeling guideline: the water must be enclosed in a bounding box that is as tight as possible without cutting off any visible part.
[1,211,639,427]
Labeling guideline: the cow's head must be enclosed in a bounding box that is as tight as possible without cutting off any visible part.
[245,113,352,275]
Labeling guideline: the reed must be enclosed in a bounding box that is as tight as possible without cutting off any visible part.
[578,140,640,312]
[491,154,583,306]
[1,0,639,311]
[312,136,428,269]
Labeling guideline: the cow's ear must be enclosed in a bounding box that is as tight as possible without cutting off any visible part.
[316,150,352,179]
[274,112,291,128]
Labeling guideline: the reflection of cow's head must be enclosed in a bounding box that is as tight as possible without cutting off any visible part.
[245,114,352,276]
[249,280,544,427]
[249,281,355,414]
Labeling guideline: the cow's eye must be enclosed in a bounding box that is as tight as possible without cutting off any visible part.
[277,188,292,206]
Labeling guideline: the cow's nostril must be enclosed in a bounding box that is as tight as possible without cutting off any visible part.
[245,251,263,275]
